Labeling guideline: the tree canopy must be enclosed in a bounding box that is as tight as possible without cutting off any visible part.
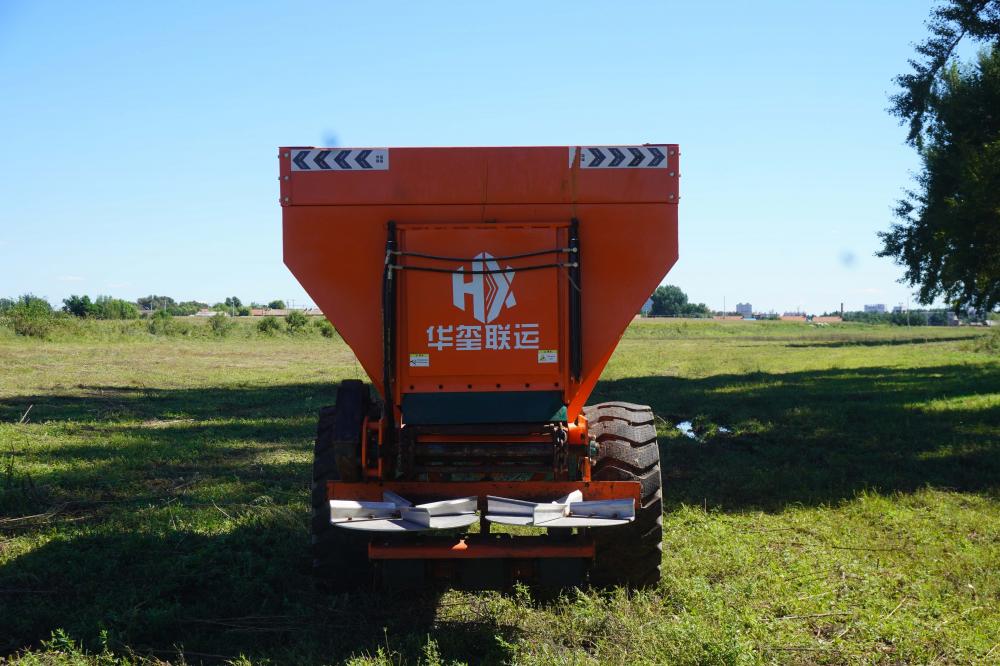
[879,0,1000,312]
[648,285,711,317]
[62,295,139,319]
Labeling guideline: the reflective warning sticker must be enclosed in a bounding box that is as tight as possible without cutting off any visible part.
[537,349,558,364]
[409,353,430,368]
[290,148,389,171]
[574,146,667,169]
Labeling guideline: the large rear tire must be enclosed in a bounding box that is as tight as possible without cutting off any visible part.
[311,380,369,584]
[584,402,663,588]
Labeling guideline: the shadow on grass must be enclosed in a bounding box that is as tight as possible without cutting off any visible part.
[0,527,518,664]
[592,364,1000,510]
[0,383,337,426]
[1,382,519,663]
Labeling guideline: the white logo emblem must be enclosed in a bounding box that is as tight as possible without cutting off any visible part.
[452,252,516,323]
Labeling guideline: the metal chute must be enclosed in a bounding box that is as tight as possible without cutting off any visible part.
[330,491,478,532]
[485,490,634,528]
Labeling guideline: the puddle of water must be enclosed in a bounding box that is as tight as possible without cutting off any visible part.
[675,421,731,440]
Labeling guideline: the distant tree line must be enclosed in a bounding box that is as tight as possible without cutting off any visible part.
[54,294,290,318]
[824,309,956,326]
[1,293,335,340]
[63,295,140,319]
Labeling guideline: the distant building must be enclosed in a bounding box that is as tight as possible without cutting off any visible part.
[864,304,886,313]
[640,298,653,315]
[892,305,904,314]
[735,302,752,317]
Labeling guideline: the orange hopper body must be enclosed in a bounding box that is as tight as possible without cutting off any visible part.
[279,145,679,422]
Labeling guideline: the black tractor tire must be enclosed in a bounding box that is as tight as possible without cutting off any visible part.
[311,380,369,584]
[584,401,663,588]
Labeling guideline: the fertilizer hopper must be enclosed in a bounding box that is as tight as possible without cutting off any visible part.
[279,145,679,588]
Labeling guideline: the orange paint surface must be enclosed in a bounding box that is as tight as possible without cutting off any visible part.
[281,146,679,420]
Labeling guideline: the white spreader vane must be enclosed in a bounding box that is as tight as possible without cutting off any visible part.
[329,492,477,532]
[486,490,635,528]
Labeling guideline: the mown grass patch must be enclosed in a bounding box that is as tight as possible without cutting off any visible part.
[1,321,997,664]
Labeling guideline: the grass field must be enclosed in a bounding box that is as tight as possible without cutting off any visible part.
[1,319,998,665]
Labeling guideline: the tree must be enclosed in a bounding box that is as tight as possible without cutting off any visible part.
[137,295,177,312]
[267,300,286,309]
[649,285,687,316]
[63,295,94,317]
[224,296,243,309]
[92,296,139,320]
[170,301,207,316]
[4,294,54,338]
[879,1,1000,312]
[648,285,711,317]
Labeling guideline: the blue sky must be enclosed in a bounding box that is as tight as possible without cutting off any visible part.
[0,1,944,313]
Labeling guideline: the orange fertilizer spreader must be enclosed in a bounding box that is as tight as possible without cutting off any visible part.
[279,144,679,589]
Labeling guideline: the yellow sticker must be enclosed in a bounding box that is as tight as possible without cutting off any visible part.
[537,349,558,364]
[409,354,429,367]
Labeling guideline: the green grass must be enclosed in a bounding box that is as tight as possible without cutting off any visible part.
[1,319,998,664]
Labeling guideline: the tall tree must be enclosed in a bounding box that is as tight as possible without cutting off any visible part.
[879,0,1000,312]
[62,295,94,317]
[648,285,711,317]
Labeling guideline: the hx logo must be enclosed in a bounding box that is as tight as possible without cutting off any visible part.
[452,252,516,323]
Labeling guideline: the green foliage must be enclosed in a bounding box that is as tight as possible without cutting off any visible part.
[972,328,1000,353]
[208,312,235,336]
[839,309,960,326]
[268,299,286,309]
[92,296,139,320]
[147,309,174,335]
[649,285,711,317]
[62,295,139,320]
[2,294,54,338]
[883,4,1000,311]
[224,296,243,309]
[314,318,335,338]
[168,300,207,316]
[0,297,15,314]
[62,294,94,317]
[284,309,308,333]
[256,315,281,335]
[136,294,176,312]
